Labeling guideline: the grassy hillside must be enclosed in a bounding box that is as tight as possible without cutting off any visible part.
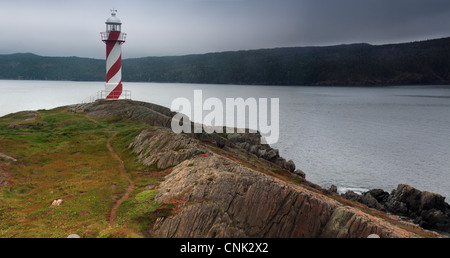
[1,37,450,86]
[0,108,168,237]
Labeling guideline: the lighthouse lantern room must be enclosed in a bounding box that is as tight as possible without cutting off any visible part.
[101,9,127,100]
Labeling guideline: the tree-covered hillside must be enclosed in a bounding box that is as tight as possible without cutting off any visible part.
[0,53,105,81]
[1,37,450,86]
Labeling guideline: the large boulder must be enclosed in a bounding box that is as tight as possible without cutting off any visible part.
[294,170,306,179]
[385,184,447,216]
[420,191,446,211]
[342,191,385,211]
[367,189,390,205]
[341,184,450,234]
[419,209,449,230]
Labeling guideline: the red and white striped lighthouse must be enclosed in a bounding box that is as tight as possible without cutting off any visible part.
[101,9,126,99]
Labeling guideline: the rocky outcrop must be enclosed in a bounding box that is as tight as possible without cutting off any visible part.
[129,128,208,170]
[385,185,450,233]
[225,133,298,173]
[6,111,42,130]
[124,122,436,237]
[341,184,450,234]
[82,100,442,238]
[84,100,302,175]
[341,190,386,212]
[150,153,431,238]
[84,100,176,128]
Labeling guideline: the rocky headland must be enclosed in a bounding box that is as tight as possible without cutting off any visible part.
[82,100,445,238]
[0,99,446,238]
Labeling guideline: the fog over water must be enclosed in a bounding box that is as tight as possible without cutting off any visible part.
[1,80,450,199]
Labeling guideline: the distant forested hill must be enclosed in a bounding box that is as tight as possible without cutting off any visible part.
[1,37,450,86]
[0,53,105,81]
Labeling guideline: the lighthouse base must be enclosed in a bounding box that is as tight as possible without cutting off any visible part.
[105,83,123,99]
[97,89,132,100]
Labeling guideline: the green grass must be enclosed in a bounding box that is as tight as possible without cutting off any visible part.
[0,108,168,238]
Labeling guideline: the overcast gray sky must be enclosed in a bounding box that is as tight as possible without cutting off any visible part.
[1,0,450,59]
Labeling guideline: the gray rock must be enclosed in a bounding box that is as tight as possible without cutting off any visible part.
[367,189,390,204]
[386,184,447,216]
[342,190,360,202]
[342,191,385,211]
[285,160,296,173]
[420,191,446,211]
[294,170,306,179]
[249,145,260,154]
[257,149,266,158]
[0,152,17,162]
[130,128,208,170]
[358,184,450,234]
[361,192,385,211]
[329,185,338,194]
[262,149,279,161]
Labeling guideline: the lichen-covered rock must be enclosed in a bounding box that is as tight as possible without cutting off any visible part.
[152,155,429,238]
[226,133,299,173]
[294,169,306,179]
[341,184,450,234]
[85,100,302,177]
[129,128,207,169]
[385,184,450,232]
[342,191,385,211]
[385,185,447,216]
[329,185,338,194]
[84,100,176,128]
[367,189,390,204]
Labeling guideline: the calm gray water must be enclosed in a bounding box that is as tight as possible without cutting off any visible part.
[1,80,450,199]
